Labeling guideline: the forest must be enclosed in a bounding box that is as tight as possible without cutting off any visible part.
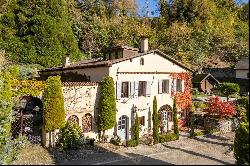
[0,0,249,71]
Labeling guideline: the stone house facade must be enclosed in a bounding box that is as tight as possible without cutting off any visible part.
[39,38,193,142]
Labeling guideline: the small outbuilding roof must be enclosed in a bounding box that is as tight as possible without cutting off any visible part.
[192,73,220,83]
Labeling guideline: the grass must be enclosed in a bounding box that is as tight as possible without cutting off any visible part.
[11,144,55,165]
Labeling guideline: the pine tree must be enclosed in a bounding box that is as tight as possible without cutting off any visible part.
[173,96,179,138]
[153,96,159,144]
[97,76,116,141]
[189,104,195,138]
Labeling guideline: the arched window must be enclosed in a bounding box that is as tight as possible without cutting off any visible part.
[140,58,144,65]
[82,113,92,133]
[67,115,79,125]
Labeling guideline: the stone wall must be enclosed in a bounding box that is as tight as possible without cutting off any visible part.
[204,117,238,132]
[42,82,100,147]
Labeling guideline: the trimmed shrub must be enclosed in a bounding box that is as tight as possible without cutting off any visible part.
[57,122,82,150]
[234,122,249,165]
[43,76,65,132]
[159,133,178,143]
[153,96,159,144]
[173,96,179,138]
[97,76,116,141]
[194,130,206,136]
[126,139,137,147]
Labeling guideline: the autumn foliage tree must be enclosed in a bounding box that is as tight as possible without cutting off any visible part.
[205,96,236,118]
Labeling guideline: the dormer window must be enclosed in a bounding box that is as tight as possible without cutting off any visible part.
[140,58,144,65]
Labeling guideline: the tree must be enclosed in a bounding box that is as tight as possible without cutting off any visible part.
[206,96,236,118]
[189,104,195,138]
[234,122,249,165]
[217,83,240,101]
[173,96,179,138]
[153,96,159,144]
[43,76,65,146]
[133,113,140,146]
[0,71,12,163]
[97,76,116,142]
[0,0,82,67]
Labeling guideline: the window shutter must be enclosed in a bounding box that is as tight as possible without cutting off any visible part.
[134,81,139,97]
[158,80,162,94]
[146,81,152,97]
[182,80,185,92]
[116,81,121,99]
[130,81,135,97]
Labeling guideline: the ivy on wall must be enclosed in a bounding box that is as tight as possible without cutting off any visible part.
[170,72,192,110]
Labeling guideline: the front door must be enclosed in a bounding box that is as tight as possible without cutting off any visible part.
[162,111,168,132]
[117,115,127,140]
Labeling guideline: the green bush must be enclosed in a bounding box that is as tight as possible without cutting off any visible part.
[234,122,249,165]
[43,76,65,132]
[159,133,178,143]
[97,76,116,141]
[217,83,240,101]
[0,70,12,162]
[153,96,159,144]
[173,97,179,138]
[126,139,138,147]
[57,122,82,150]
[194,130,206,136]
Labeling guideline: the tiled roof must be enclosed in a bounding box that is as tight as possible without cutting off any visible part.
[192,73,219,83]
[39,49,193,72]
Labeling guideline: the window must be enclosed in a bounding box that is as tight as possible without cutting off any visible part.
[138,81,147,96]
[130,58,133,62]
[176,79,182,92]
[247,72,249,78]
[162,80,170,93]
[140,58,144,65]
[67,115,79,125]
[139,116,145,126]
[82,114,92,133]
[121,82,129,98]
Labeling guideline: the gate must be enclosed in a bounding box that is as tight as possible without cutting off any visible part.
[11,96,43,144]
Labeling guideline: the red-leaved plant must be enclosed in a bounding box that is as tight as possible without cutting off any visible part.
[205,96,236,118]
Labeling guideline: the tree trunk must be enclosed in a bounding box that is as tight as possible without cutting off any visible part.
[102,130,105,142]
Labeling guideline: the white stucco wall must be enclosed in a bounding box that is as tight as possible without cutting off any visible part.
[236,70,249,79]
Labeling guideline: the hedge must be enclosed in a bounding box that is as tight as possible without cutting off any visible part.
[152,96,159,144]
[159,133,179,143]
[126,139,138,147]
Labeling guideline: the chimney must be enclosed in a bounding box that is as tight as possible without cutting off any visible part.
[140,37,149,53]
[62,57,70,67]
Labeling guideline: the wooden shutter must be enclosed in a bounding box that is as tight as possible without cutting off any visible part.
[174,79,177,92]
[116,81,121,99]
[130,81,135,98]
[146,81,152,97]
[158,80,162,94]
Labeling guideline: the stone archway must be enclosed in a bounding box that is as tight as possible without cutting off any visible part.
[158,104,173,133]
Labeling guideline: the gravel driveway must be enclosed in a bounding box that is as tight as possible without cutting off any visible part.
[57,132,235,165]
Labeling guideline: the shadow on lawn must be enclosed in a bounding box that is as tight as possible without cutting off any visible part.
[48,143,172,165]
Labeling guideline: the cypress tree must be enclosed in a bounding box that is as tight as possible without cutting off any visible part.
[153,96,159,144]
[189,104,195,138]
[43,76,65,132]
[173,96,179,138]
[97,76,116,141]
[134,113,140,145]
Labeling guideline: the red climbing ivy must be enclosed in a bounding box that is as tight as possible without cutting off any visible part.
[170,72,192,110]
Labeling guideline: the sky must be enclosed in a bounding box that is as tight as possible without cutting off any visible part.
[136,0,249,17]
